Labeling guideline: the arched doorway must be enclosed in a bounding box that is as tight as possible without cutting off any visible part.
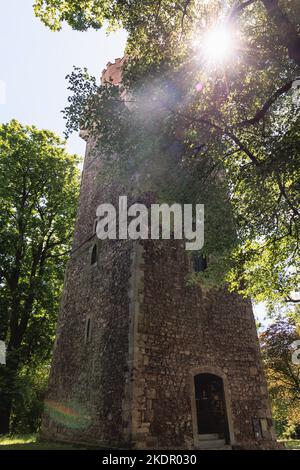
[194,373,230,442]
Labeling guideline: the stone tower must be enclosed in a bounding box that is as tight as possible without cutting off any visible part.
[41,58,279,449]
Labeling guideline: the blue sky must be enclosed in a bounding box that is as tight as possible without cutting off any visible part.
[0,0,127,156]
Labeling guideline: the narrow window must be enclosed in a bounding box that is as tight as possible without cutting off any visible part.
[194,253,207,272]
[85,317,92,342]
[252,418,263,438]
[91,244,97,266]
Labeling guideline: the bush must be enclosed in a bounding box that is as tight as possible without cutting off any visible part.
[10,363,50,434]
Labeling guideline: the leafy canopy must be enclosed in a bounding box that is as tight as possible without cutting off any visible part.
[35,1,300,307]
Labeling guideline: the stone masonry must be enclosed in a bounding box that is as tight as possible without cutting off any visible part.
[40,58,280,449]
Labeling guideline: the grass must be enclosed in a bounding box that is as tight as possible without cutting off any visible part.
[1,434,300,450]
[279,440,300,450]
[0,434,84,450]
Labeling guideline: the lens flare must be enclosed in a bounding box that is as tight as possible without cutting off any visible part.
[196,24,237,67]
[195,82,204,92]
[44,399,91,429]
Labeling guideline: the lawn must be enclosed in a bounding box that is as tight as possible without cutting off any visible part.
[279,440,300,450]
[1,435,299,450]
[0,434,84,450]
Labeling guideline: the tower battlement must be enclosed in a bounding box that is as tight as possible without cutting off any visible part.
[101,57,125,86]
[80,57,126,143]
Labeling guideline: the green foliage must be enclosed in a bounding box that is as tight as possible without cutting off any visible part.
[10,363,50,434]
[37,1,300,305]
[33,0,116,31]
[33,0,197,46]
[260,317,300,438]
[0,120,80,433]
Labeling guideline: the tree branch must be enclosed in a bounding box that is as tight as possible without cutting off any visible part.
[177,111,260,165]
[236,80,293,127]
[229,0,259,19]
[275,172,300,218]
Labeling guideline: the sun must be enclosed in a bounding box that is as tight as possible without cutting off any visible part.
[198,24,237,66]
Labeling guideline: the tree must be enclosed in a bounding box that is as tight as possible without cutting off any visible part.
[0,120,80,434]
[260,317,300,437]
[34,1,300,306]
[33,0,300,68]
